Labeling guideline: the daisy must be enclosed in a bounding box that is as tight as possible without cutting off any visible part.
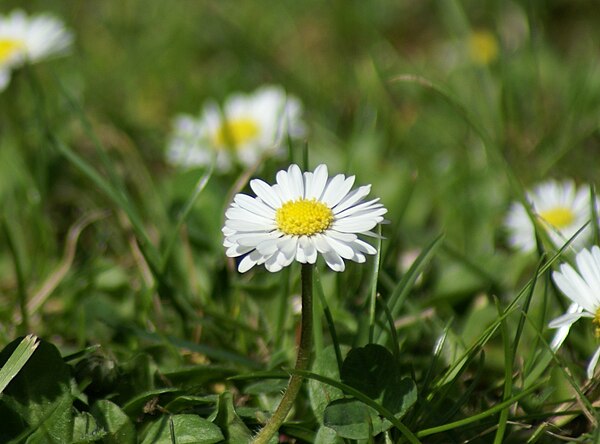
[167,86,305,172]
[504,180,593,253]
[222,164,387,273]
[549,246,600,378]
[0,10,73,91]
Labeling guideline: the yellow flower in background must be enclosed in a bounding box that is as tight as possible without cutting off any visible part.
[0,10,73,91]
[167,86,305,172]
[504,180,594,253]
[468,30,499,65]
[223,164,387,272]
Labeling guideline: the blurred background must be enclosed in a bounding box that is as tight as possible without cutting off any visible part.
[2,0,600,397]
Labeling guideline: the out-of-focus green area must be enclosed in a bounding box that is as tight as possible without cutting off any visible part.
[2,1,600,442]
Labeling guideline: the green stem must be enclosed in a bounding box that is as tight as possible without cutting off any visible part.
[252,264,313,444]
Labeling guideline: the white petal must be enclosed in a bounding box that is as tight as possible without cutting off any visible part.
[323,250,345,272]
[234,194,276,217]
[312,233,332,253]
[225,207,274,225]
[301,236,318,263]
[587,345,600,379]
[307,164,328,200]
[334,198,382,218]
[549,303,585,351]
[250,179,282,209]
[576,249,600,307]
[332,218,380,234]
[225,218,275,232]
[320,174,346,206]
[322,235,355,260]
[238,250,264,273]
[276,169,294,201]
[322,175,355,207]
[552,268,597,313]
[226,244,254,257]
[287,164,305,199]
[333,185,372,214]
[548,311,588,329]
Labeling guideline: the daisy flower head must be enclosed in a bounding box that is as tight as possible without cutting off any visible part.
[222,164,387,273]
[0,10,73,91]
[549,246,600,378]
[504,180,594,253]
[167,86,305,172]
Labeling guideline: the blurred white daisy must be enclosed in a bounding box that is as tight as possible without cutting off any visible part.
[167,86,305,172]
[549,246,600,378]
[0,10,73,91]
[222,164,387,273]
[504,180,593,253]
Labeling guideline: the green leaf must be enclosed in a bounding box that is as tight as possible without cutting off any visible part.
[211,391,253,442]
[0,334,39,394]
[314,425,344,444]
[323,398,386,439]
[72,412,106,443]
[141,414,224,444]
[121,387,182,417]
[340,344,416,417]
[90,400,136,444]
[309,345,345,423]
[0,337,74,443]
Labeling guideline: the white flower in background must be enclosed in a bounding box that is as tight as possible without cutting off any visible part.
[549,246,600,378]
[504,180,593,253]
[167,86,305,172]
[223,164,386,272]
[0,10,73,91]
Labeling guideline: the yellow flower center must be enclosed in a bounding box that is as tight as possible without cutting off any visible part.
[276,198,333,236]
[213,118,260,149]
[0,38,25,64]
[539,207,575,229]
[594,308,600,338]
[468,30,498,65]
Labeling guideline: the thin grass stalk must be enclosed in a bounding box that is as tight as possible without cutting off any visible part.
[252,264,313,444]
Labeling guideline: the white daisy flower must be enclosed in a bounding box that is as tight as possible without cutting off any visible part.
[504,180,593,253]
[0,10,73,91]
[167,86,305,172]
[222,164,387,273]
[549,246,600,378]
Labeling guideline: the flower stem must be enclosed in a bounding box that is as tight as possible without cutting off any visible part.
[252,263,313,444]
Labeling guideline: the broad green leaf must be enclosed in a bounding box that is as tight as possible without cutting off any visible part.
[314,425,344,444]
[72,411,106,443]
[211,391,252,443]
[0,338,73,443]
[141,414,224,444]
[309,345,345,423]
[323,398,386,439]
[91,400,136,444]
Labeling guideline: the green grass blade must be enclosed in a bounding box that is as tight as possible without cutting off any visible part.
[0,335,40,393]
[375,233,444,345]
[314,267,343,374]
[52,137,162,273]
[368,224,383,343]
[415,382,545,438]
[160,165,213,273]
